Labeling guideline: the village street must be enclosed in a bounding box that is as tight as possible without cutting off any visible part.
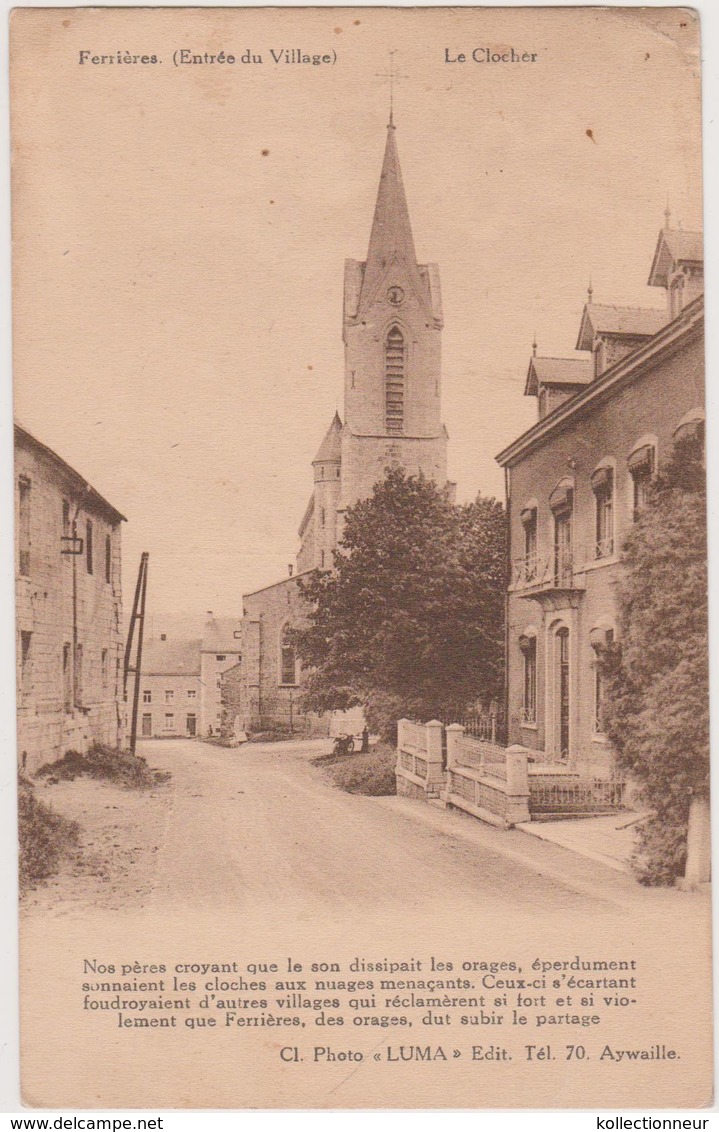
[116,737,693,920]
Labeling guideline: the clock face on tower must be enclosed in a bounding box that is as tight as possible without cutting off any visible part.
[387,285,404,306]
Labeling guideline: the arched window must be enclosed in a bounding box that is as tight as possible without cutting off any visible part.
[385,327,405,433]
[279,624,297,687]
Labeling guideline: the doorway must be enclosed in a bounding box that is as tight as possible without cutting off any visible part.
[141,713,152,737]
[186,713,197,737]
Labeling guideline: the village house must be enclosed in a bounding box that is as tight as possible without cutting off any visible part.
[138,635,201,739]
[496,223,704,782]
[239,119,453,734]
[15,423,126,773]
[139,613,241,739]
[199,613,242,736]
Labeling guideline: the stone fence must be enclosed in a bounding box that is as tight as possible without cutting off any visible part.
[444,725,531,828]
[395,719,531,827]
[395,718,445,801]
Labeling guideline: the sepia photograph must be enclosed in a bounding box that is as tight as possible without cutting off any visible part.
[9,4,712,1111]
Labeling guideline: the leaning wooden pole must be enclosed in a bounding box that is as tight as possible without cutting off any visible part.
[124,552,149,755]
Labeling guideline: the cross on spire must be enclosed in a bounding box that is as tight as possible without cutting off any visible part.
[375,50,405,127]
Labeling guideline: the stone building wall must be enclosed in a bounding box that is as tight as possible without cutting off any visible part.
[15,428,125,773]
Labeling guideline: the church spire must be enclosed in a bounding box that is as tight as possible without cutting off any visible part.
[359,124,420,307]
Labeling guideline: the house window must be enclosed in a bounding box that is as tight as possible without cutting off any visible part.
[628,446,655,518]
[549,484,573,586]
[519,634,537,725]
[385,326,405,433]
[86,520,94,574]
[591,466,614,558]
[18,477,31,577]
[105,534,112,583]
[187,689,196,700]
[74,642,83,706]
[520,507,538,582]
[320,550,325,568]
[216,655,226,661]
[143,689,152,703]
[165,689,174,703]
[164,713,175,731]
[20,631,32,698]
[101,649,108,689]
[280,624,297,686]
[321,507,326,528]
[62,499,71,537]
[63,643,72,712]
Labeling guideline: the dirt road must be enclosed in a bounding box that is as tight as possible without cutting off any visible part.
[131,738,685,918]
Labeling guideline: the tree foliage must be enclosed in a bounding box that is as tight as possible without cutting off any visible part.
[292,468,506,739]
[598,432,708,885]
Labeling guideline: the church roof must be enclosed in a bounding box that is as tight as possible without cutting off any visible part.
[525,355,593,397]
[312,411,343,463]
[142,638,201,676]
[576,303,667,351]
[359,125,425,309]
[648,227,703,288]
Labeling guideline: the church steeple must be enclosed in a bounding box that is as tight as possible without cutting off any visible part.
[339,121,447,509]
[360,124,421,308]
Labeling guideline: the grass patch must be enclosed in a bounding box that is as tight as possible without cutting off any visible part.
[36,743,169,789]
[313,743,397,797]
[18,777,79,893]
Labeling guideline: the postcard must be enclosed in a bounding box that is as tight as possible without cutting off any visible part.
[11,5,710,1109]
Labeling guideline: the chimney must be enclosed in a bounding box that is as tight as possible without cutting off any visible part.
[288,564,294,577]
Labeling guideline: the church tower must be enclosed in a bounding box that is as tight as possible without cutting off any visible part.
[339,120,449,511]
[297,120,451,571]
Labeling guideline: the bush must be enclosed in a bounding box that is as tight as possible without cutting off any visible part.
[314,743,397,796]
[18,777,79,893]
[36,743,168,789]
[599,432,708,885]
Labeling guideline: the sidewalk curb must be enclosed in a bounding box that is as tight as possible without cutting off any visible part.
[372,794,642,910]
[515,821,630,875]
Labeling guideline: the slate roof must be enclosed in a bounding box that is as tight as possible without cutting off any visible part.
[312,412,343,463]
[15,422,126,524]
[142,638,201,676]
[576,304,667,351]
[648,228,703,287]
[525,355,593,396]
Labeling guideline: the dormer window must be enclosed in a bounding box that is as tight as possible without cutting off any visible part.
[385,327,405,433]
[593,338,604,378]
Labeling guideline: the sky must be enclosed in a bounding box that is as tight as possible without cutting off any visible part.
[12,6,703,634]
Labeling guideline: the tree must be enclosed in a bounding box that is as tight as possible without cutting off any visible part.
[598,431,708,885]
[292,468,506,739]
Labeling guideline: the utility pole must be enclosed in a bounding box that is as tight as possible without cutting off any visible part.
[123,552,149,755]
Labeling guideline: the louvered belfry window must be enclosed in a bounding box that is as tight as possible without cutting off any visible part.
[385,327,405,433]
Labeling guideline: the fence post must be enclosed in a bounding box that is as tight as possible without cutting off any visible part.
[397,718,409,752]
[445,723,464,772]
[505,744,531,825]
[681,794,711,888]
[425,720,445,798]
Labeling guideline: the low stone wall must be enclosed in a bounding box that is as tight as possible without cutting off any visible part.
[442,725,531,829]
[394,719,445,800]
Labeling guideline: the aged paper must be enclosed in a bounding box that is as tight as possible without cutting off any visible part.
[12,6,710,1110]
